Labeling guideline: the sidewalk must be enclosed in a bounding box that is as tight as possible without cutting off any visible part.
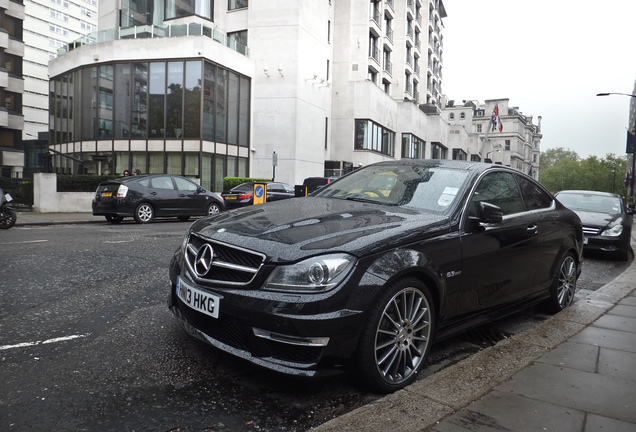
[13,212,636,432]
[312,233,636,432]
[15,211,104,226]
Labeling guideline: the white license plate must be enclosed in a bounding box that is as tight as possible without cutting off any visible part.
[176,277,221,319]
[583,237,588,245]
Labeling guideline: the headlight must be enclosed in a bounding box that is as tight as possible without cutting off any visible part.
[263,254,356,293]
[601,222,623,237]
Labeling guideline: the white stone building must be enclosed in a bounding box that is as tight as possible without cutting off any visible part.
[0,0,25,177]
[47,0,452,191]
[443,98,542,179]
[22,0,98,141]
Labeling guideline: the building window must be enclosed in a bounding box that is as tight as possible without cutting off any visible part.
[51,0,69,7]
[166,0,213,20]
[452,149,467,160]
[402,133,424,159]
[227,30,248,55]
[355,119,395,157]
[49,24,69,36]
[460,112,465,120]
[476,124,482,133]
[430,142,447,159]
[505,139,511,150]
[229,0,248,11]
[327,20,331,43]
[50,9,69,21]
[449,113,454,120]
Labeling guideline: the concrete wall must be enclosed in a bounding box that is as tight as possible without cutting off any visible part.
[33,173,94,213]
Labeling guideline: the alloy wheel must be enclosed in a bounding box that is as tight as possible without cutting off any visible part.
[373,287,432,386]
[557,255,576,308]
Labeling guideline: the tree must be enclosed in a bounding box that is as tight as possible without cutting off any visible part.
[539,147,580,170]
[538,150,627,195]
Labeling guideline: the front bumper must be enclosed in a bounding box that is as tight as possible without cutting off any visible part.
[168,271,367,376]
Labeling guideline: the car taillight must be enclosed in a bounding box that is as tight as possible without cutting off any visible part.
[117,185,129,199]
[238,193,253,199]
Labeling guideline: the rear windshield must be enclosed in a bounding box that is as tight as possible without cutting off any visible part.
[557,193,623,213]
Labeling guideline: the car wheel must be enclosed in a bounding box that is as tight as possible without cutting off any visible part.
[356,277,435,393]
[134,203,154,224]
[207,202,221,215]
[105,215,124,224]
[545,252,577,313]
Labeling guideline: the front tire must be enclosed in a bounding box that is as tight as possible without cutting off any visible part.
[356,277,435,393]
[134,203,154,224]
[545,252,577,313]
[0,207,17,229]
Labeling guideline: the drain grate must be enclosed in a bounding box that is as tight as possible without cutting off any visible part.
[461,326,511,347]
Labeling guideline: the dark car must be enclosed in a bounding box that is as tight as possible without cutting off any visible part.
[221,181,296,208]
[168,160,583,392]
[303,176,339,193]
[555,190,634,260]
[92,174,224,224]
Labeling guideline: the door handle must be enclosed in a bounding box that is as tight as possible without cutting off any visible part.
[151,191,158,195]
[527,225,538,235]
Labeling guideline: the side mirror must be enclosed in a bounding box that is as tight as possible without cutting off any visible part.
[477,201,503,224]
[197,186,206,193]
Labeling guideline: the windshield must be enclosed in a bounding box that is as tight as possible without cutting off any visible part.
[314,163,469,212]
[557,192,623,214]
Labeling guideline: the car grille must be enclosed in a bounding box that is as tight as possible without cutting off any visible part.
[185,233,266,286]
[582,226,601,236]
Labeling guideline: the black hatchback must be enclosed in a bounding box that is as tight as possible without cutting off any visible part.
[92,174,224,224]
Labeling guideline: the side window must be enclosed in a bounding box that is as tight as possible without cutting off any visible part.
[268,183,284,193]
[516,175,553,211]
[283,184,295,193]
[150,176,175,190]
[471,172,524,216]
[173,176,197,192]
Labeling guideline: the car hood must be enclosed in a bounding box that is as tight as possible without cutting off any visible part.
[189,197,450,262]
[573,210,623,229]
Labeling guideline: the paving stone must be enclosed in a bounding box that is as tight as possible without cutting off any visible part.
[570,326,636,353]
[535,341,599,373]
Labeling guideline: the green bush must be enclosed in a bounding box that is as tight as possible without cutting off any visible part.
[223,177,272,191]
[56,175,120,192]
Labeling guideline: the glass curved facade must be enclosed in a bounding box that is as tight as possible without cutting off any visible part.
[49,58,251,192]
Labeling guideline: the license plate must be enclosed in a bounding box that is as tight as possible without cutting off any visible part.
[225,196,237,200]
[176,277,221,319]
[583,237,588,245]
[102,192,113,197]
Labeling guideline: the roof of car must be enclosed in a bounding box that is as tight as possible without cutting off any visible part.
[556,190,620,198]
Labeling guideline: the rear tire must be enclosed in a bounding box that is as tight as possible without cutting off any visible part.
[105,215,124,224]
[0,207,17,229]
[134,203,154,224]
[355,277,435,393]
[544,252,577,314]
[207,203,221,215]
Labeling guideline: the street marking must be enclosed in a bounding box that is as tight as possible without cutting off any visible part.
[0,334,89,351]
[104,240,135,244]
[2,240,49,245]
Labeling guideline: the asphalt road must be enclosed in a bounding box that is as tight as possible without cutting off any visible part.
[0,221,631,431]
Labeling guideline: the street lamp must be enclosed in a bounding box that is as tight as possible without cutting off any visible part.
[485,149,500,164]
[596,92,636,208]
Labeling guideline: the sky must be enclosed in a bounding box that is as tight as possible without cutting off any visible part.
[441,0,636,159]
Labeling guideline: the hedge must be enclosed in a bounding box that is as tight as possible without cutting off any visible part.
[222,177,272,190]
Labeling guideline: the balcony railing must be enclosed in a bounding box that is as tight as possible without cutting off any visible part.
[369,4,381,25]
[386,24,394,43]
[56,23,249,57]
[383,59,392,75]
[369,45,381,64]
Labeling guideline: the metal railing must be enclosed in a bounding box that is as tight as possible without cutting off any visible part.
[57,23,249,58]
